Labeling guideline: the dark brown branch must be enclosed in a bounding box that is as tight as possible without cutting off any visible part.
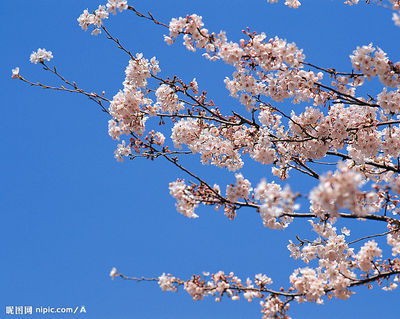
[327,151,400,174]
[283,212,400,225]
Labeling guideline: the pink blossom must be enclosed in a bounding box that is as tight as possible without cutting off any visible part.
[355,240,382,272]
[30,48,53,64]
[226,173,252,202]
[11,67,20,79]
[169,180,199,218]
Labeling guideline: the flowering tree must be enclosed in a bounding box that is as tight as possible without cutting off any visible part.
[12,0,400,318]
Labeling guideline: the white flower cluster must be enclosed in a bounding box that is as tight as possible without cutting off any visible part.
[164,14,248,65]
[288,222,353,302]
[164,14,207,48]
[355,240,382,272]
[171,119,244,171]
[254,179,297,229]
[77,5,109,36]
[11,67,20,79]
[124,55,160,90]
[106,0,128,15]
[172,24,321,110]
[109,267,118,279]
[108,90,148,138]
[387,226,400,257]
[382,126,400,158]
[287,219,400,302]
[283,102,400,165]
[260,296,286,319]
[29,48,53,64]
[250,129,277,165]
[225,173,252,202]
[108,54,160,141]
[350,43,400,87]
[184,280,207,301]
[309,162,380,217]
[391,0,400,27]
[344,0,360,5]
[154,132,165,146]
[169,180,199,218]
[221,32,315,109]
[171,118,202,149]
[266,0,301,8]
[113,140,131,162]
[158,273,177,292]
[155,84,185,114]
[377,88,400,114]
[393,12,400,27]
[158,270,274,310]
[77,1,127,35]
[290,267,326,303]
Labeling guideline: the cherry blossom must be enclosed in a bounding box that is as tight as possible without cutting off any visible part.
[11,67,20,79]
[169,179,200,218]
[355,240,382,272]
[226,173,252,202]
[114,140,131,162]
[155,84,185,114]
[106,0,128,15]
[15,1,400,318]
[29,48,53,64]
[109,267,118,279]
[158,273,177,292]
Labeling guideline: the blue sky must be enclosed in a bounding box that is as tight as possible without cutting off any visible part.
[1,0,399,318]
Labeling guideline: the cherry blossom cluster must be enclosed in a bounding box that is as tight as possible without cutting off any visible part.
[266,0,301,8]
[170,179,232,218]
[77,0,127,35]
[254,179,297,229]
[29,48,53,64]
[165,14,305,71]
[77,5,108,35]
[260,295,289,319]
[171,118,245,171]
[112,220,400,318]
[387,223,400,257]
[154,84,185,114]
[11,67,20,79]
[289,223,354,301]
[165,17,329,109]
[167,173,300,229]
[377,88,400,114]
[158,273,178,292]
[151,237,398,318]
[267,0,362,8]
[113,140,131,162]
[15,1,400,318]
[108,53,160,141]
[225,173,252,202]
[124,54,160,89]
[394,12,400,26]
[309,162,382,217]
[350,43,400,87]
[286,100,400,170]
[106,0,128,14]
[98,10,400,187]
[355,240,382,272]
[169,179,200,218]
[164,14,210,51]
[155,271,290,318]
[289,267,326,303]
[287,220,400,302]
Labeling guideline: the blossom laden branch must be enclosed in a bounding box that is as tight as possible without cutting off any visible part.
[13,1,400,318]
